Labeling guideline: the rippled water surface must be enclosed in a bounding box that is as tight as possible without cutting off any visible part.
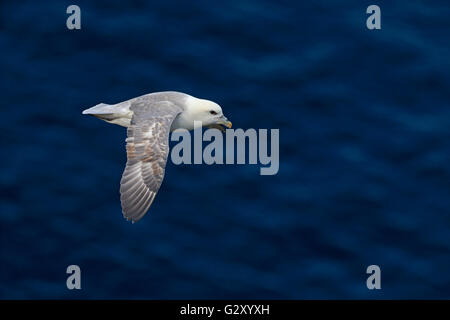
[0,0,449,298]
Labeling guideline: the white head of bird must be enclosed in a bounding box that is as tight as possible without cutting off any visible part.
[172,95,232,131]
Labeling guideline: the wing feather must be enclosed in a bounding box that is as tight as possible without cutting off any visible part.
[119,100,183,222]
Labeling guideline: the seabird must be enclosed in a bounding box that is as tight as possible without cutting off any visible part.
[82,91,232,223]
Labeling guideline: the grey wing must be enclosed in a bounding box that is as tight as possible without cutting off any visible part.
[120,100,183,223]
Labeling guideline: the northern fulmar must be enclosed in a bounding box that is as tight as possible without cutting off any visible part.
[82,91,232,223]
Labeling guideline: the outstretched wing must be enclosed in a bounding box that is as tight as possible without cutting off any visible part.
[120,100,183,222]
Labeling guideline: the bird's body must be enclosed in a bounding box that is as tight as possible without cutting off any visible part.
[83,91,221,130]
[82,91,231,223]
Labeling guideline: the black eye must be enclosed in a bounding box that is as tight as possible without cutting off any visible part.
[210,110,218,115]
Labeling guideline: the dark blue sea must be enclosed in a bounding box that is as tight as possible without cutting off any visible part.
[1,0,449,299]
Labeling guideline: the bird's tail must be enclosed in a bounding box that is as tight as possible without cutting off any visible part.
[82,103,114,116]
[82,103,131,127]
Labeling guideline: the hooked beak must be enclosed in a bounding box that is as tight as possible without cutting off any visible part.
[217,116,232,128]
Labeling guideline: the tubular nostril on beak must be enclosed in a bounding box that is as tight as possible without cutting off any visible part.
[217,115,232,128]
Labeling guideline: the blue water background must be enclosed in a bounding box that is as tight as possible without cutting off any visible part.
[0,0,449,299]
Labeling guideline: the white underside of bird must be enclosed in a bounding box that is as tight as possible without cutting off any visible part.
[82,91,232,223]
